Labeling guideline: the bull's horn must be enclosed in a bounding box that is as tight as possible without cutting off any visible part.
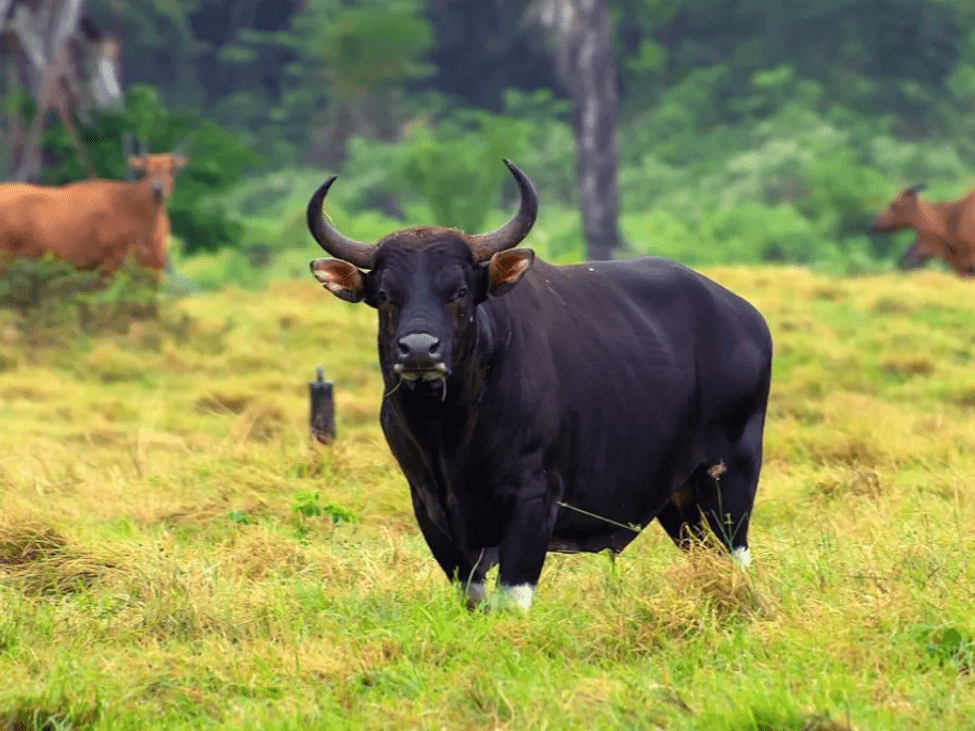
[469,160,538,263]
[306,176,377,269]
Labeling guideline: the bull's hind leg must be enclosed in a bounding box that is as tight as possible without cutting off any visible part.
[655,479,705,548]
[695,411,766,567]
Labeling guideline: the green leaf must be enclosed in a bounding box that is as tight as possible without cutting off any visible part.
[228,511,255,525]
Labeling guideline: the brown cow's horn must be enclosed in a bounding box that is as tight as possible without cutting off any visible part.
[469,160,538,262]
[306,176,377,270]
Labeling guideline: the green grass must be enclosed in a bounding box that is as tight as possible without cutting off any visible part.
[1,264,975,729]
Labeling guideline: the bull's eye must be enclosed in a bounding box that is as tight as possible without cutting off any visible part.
[450,287,468,302]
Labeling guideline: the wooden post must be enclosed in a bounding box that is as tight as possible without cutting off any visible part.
[309,366,336,445]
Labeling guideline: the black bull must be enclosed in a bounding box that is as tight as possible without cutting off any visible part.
[308,161,772,611]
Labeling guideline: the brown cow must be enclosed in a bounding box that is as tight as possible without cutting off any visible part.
[0,152,187,278]
[869,185,975,277]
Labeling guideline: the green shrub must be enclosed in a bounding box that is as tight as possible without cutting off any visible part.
[502,89,577,207]
[36,85,263,255]
[337,136,411,217]
[401,110,531,232]
[0,255,161,339]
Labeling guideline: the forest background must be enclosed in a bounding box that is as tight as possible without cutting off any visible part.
[4,0,975,284]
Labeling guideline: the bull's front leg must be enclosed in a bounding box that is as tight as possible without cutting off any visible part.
[409,486,489,609]
[494,473,558,612]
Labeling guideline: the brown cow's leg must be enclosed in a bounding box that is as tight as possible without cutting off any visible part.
[100,250,125,278]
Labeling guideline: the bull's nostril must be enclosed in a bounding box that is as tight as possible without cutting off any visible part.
[397,333,441,361]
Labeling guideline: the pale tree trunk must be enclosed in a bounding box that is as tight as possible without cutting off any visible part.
[0,0,122,180]
[528,0,622,260]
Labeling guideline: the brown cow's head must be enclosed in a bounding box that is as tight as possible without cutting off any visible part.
[128,153,188,272]
[129,153,188,204]
[308,160,537,398]
[868,184,926,234]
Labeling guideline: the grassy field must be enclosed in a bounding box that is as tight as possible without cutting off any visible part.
[1,264,974,730]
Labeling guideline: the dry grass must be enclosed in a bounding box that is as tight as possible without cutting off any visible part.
[0,520,116,595]
[1,265,975,729]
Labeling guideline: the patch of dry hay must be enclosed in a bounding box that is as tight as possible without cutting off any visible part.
[194,391,255,415]
[147,497,270,530]
[619,540,772,650]
[0,518,123,595]
[231,403,290,442]
[811,468,884,501]
[662,542,769,621]
[224,529,310,580]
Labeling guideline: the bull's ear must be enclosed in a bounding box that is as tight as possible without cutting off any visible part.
[172,154,188,170]
[310,258,365,303]
[487,248,534,297]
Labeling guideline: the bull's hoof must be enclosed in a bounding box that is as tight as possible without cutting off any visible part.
[462,581,487,611]
[488,583,534,613]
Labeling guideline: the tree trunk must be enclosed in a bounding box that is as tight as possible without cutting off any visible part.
[530,0,622,261]
[1,0,121,180]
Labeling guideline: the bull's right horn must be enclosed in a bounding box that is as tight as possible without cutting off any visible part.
[306,176,377,270]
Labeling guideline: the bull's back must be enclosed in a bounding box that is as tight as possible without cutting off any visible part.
[510,257,769,398]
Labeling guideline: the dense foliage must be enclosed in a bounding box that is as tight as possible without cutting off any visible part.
[5,1,975,269]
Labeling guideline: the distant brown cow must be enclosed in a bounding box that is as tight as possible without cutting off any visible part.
[0,152,187,277]
[869,185,975,277]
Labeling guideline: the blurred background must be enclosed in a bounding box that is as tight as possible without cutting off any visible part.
[3,0,975,287]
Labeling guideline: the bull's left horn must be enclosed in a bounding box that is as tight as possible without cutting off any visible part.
[469,160,538,262]
[306,176,377,270]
